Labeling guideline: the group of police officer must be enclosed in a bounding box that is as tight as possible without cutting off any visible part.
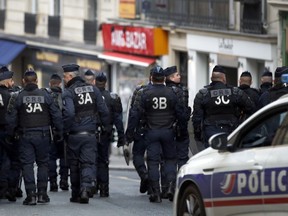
[192,65,288,150]
[1,62,287,206]
[126,65,191,203]
[0,63,125,205]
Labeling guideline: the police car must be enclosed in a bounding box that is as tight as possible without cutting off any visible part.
[174,94,288,216]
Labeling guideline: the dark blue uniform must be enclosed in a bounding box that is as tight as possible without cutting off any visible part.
[95,81,125,197]
[238,84,260,120]
[192,81,255,148]
[6,71,63,205]
[45,85,69,192]
[0,70,22,202]
[126,67,186,203]
[258,67,288,109]
[62,74,109,203]
[129,83,150,194]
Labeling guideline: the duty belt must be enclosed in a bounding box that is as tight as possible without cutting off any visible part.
[69,131,95,135]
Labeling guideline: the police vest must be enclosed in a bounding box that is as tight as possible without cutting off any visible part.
[144,86,175,129]
[72,83,97,120]
[45,88,63,110]
[19,89,50,128]
[205,86,238,122]
[100,89,113,124]
[0,87,11,126]
[269,87,288,103]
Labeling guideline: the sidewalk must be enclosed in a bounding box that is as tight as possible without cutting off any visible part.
[109,143,135,171]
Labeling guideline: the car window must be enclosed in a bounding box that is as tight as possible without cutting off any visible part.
[239,110,288,148]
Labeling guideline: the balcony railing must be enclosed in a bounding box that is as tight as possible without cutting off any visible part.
[143,0,265,34]
[144,0,230,30]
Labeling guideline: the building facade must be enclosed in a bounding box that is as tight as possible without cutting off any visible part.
[0,0,284,110]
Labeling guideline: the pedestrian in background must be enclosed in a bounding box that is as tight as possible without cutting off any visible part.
[6,69,63,205]
[192,65,255,149]
[62,64,110,204]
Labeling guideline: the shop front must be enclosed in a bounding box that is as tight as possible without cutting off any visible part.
[22,48,104,88]
[187,33,277,107]
[99,23,168,117]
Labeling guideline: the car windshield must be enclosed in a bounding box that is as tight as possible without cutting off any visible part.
[240,110,288,148]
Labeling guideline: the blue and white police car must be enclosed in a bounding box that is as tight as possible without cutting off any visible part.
[174,94,288,216]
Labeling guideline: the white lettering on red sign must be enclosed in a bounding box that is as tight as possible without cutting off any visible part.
[111,30,147,50]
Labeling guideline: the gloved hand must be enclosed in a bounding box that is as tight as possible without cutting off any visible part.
[176,130,189,142]
[117,135,126,148]
[4,135,15,145]
[125,132,134,144]
[194,129,202,142]
[54,132,64,143]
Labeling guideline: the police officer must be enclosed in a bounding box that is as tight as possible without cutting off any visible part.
[93,72,125,197]
[127,74,152,195]
[46,73,69,192]
[259,70,273,95]
[160,65,191,199]
[6,69,63,205]
[126,66,186,203]
[62,64,109,204]
[238,71,260,120]
[192,65,255,149]
[84,69,96,85]
[0,65,21,202]
[258,66,288,109]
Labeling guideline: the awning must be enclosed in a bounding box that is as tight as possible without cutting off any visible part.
[0,39,26,65]
[98,51,156,67]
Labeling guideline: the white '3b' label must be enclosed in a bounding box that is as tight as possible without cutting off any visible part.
[152,97,167,109]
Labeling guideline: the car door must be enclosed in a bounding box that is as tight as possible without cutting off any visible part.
[261,109,288,215]
[211,107,288,215]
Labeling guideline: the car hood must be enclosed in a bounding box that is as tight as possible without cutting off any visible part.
[188,147,216,161]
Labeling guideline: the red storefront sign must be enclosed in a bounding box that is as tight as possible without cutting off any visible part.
[102,23,168,57]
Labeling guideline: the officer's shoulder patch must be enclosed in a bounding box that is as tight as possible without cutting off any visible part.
[199,88,208,95]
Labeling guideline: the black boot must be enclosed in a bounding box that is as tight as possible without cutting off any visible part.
[0,183,8,199]
[149,181,162,203]
[49,180,58,192]
[161,185,169,199]
[15,187,23,198]
[79,188,89,204]
[6,187,17,202]
[70,190,80,203]
[59,179,69,191]
[167,181,175,202]
[23,190,37,205]
[90,180,97,197]
[37,188,50,203]
[99,183,109,197]
[140,175,149,194]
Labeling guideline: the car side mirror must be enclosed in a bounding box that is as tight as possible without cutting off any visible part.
[209,132,229,150]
